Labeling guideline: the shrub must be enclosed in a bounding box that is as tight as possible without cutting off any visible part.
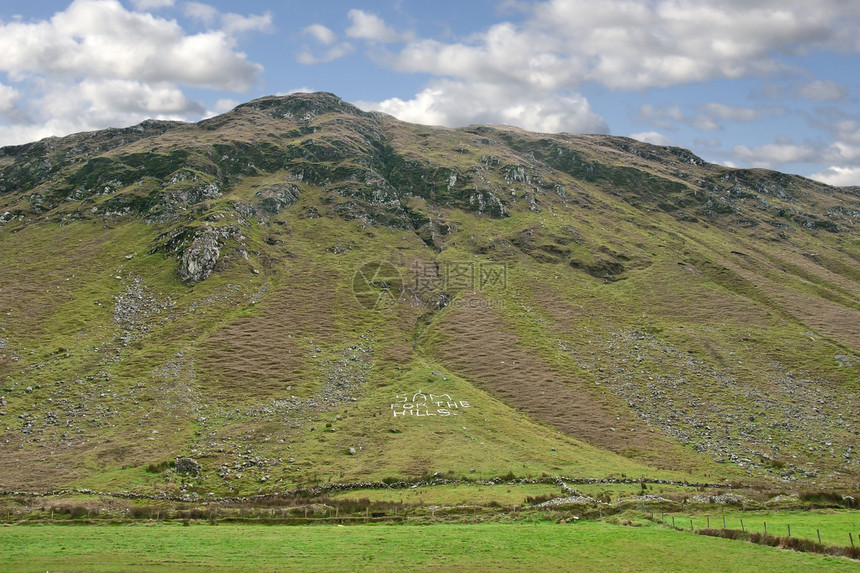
[798,491,853,507]
[146,460,173,474]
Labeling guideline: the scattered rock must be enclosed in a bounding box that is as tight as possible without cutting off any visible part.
[175,457,202,476]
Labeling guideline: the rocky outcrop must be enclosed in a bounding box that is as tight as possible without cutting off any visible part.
[152,224,243,283]
[174,457,202,476]
[178,225,240,283]
[255,183,300,215]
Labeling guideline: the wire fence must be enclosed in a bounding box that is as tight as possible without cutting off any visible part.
[648,510,860,559]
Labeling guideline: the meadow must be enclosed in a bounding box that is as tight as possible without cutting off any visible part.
[2,519,859,572]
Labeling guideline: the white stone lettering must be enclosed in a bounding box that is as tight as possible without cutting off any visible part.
[390,390,471,419]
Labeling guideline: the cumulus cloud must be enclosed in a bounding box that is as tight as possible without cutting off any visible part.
[303,24,337,46]
[0,0,264,89]
[346,9,409,43]
[183,3,273,36]
[639,104,684,130]
[297,23,354,64]
[639,103,766,132]
[732,139,820,168]
[0,0,266,146]
[630,131,672,145]
[220,11,273,36]
[131,0,174,9]
[380,0,859,92]
[184,1,219,25]
[0,83,24,121]
[690,104,762,130]
[337,1,860,137]
[796,80,847,101]
[359,80,608,134]
[809,166,860,186]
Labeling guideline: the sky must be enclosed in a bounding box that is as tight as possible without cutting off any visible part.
[1,1,859,185]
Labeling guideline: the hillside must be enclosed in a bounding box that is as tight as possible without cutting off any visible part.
[0,92,858,497]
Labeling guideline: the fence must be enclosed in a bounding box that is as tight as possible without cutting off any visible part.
[650,510,860,560]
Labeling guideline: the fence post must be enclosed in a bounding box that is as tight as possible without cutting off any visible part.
[722,515,726,530]
[672,516,675,528]
[740,518,744,532]
[851,533,855,549]
[764,521,767,534]
[707,517,710,529]
[690,519,693,532]
[787,524,790,538]
[817,529,821,544]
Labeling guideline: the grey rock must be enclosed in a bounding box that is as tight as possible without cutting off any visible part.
[256,183,301,215]
[175,457,202,476]
[179,225,240,283]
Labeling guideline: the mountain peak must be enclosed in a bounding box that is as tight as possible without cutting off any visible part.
[234,91,369,120]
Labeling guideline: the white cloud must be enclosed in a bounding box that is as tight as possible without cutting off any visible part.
[183,3,272,35]
[361,0,860,144]
[380,0,860,92]
[221,11,273,36]
[183,2,218,25]
[630,131,672,145]
[640,102,773,132]
[0,78,201,145]
[809,166,860,186]
[303,24,337,46]
[357,0,860,137]
[346,9,409,43]
[297,24,354,64]
[691,104,761,130]
[732,140,820,168]
[358,80,608,134]
[0,83,24,121]
[0,0,266,146]
[702,103,761,122]
[275,87,314,96]
[297,44,354,65]
[796,80,846,101]
[131,0,174,9]
[0,0,263,90]
[639,104,684,130]
[76,79,204,116]
[212,98,240,113]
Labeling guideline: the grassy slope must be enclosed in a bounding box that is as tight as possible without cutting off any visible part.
[0,93,858,496]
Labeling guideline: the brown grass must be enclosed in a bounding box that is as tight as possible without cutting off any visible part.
[196,264,341,403]
[432,293,679,463]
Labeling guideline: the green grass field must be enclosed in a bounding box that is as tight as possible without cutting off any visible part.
[664,509,860,547]
[1,521,858,572]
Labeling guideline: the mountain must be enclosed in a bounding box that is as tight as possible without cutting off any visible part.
[0,92,858,497]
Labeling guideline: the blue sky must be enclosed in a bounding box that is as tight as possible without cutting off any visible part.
[1,1,859,185]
